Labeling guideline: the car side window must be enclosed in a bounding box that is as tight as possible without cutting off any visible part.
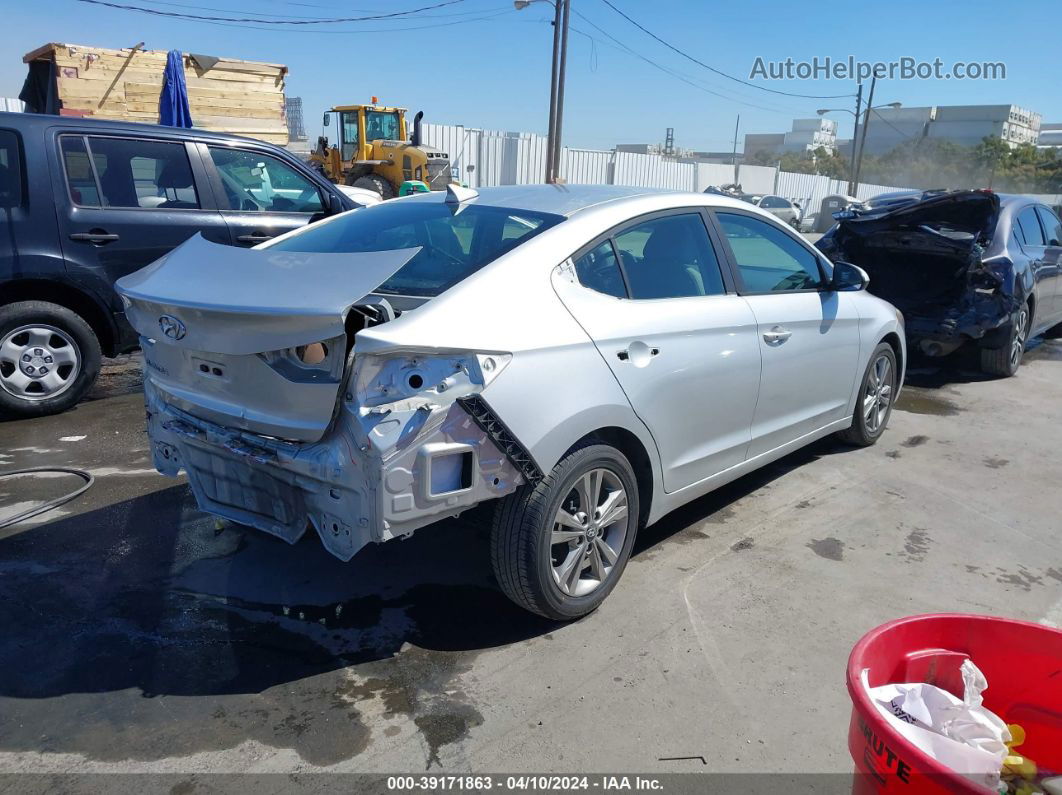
[612,213,725,299]
[0,130,23,208]
[74,136,200,209]
[1036,207,1062,246]
[759,196,789,209]
[208,147,323,214]
[574,241,627,298]
[1016,207,1045,247]
[716,212,823,292]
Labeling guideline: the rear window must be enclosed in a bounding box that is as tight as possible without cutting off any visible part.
[0,129,23,207]
[269,200,564,297]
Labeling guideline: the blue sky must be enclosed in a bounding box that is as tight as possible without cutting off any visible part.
[2,0,1058,151]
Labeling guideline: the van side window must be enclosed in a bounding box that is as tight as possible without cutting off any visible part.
[60,136,101,206]
[61,136,200,209]
[0,130,23,208]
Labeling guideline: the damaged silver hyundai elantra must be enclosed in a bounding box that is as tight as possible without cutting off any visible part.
[117,184,905,619]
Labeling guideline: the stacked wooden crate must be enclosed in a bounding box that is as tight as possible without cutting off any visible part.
[23,43,289,145]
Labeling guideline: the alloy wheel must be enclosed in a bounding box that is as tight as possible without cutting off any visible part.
[1010,306,1030,369]
[550,468,629,598]
[0,325,82,401]
[862,353,894,434]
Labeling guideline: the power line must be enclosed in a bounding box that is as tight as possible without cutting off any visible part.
[596,0,853,100]
[568,8,812,116]
[72,0,467,24]
[130,0,498,21]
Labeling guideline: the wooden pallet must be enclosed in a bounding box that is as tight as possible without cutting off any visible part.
[24,42,289,145]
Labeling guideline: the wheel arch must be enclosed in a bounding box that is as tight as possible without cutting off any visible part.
[880,330,905,386]
[566,426,655,528]
[1,279,116,355]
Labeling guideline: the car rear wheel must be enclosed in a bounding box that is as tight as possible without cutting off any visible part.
[980,302,1030,377]
[837,342,897,447]
[0,301,102,419]
[491,442,639,620]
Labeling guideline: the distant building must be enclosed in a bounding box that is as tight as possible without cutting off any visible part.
[860,104,1041,155]
[743,118,838,159]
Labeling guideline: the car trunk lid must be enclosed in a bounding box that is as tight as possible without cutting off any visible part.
[116,233,418,442]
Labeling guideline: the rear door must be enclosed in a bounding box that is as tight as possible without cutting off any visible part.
[53,131,231,302]
[1013,205,1055,328]
[553,210,762,492]
[712,209,861,458]
[199,144,329,247]
[1034,206,1062,326]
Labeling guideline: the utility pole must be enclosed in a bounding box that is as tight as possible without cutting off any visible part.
[549,0,570,183]
[542,0,563,184]
[731,113,741,184]
[847,82,863,195]
[851,72,877,197]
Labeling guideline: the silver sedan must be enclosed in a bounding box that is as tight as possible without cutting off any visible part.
[117,184,905,620]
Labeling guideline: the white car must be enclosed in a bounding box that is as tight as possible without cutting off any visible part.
[117,185,904,619]
[756,195,801,228]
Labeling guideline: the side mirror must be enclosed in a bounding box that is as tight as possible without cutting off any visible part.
[831,261,869,291]
[1049,238,1060,247]
[322,112,331,127]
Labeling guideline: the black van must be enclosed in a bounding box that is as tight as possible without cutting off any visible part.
[0,112,357,418]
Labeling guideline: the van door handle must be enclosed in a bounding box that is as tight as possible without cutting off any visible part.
[237,232,275,244]
[616,344,660,362]
[69,230,120,245]
[763,326,792,345]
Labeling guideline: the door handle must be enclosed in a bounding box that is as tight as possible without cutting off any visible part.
[616,344,660,362]
[763,326,792,345]
[69,230,120,245]
[237,232,275,244]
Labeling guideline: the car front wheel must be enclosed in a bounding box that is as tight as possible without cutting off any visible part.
[0,301,102,419]
[491,442,640,620]
[837,342,897,447]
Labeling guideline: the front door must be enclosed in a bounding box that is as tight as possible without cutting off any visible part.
[201,145,327,248]
[553,211,762,492]
[1034,206,1062,326]
[712,210,861,458]
[54,133,232,302]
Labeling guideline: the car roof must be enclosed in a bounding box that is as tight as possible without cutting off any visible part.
[400,183,752,217]
[0,110,277,148]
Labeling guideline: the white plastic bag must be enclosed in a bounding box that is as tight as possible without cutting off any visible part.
[862,660,1010,792]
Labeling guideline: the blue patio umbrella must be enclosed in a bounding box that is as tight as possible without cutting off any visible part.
[159,50,194,128]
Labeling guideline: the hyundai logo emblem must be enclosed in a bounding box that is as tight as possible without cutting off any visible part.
[158,315,187,341]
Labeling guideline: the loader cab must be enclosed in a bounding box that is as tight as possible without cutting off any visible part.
[324,104,408,164]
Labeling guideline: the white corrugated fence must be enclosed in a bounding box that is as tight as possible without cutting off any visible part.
[423,122,911,211]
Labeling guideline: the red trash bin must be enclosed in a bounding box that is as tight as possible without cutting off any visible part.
[846,613,1062,794]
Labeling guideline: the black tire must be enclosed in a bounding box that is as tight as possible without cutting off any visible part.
[980,301,1031,377]
[836,342,897,447]
[0,301,102,419]
[351,174,396,200]
[1043,321,1062,339]
[491,442,640,620]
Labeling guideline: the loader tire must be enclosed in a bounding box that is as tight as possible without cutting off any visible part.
[351,174,395,200]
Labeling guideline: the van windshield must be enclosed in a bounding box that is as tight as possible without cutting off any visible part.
[269,201,564,297]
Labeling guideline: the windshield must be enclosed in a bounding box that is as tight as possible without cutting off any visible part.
[365,111,401,141]
[268,201,564,297]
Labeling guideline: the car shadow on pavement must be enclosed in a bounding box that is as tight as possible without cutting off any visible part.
[0,484,557,704]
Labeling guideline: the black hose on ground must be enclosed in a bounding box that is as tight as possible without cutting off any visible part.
[0,467,95,530]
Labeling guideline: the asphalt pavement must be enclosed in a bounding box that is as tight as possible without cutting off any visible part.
[1,342,1060,777]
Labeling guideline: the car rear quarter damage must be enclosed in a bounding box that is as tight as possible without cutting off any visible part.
[816,190,1016,356]
[119,234,526,561]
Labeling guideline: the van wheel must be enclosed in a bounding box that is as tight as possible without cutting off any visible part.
[491,442,639,620]
[981,302,1030,377]
[350,174,395,199]
[0,301,101,419]
[837,342,897,447]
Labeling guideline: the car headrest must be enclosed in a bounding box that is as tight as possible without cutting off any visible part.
[157,160,194,190]
[643,219,699,263]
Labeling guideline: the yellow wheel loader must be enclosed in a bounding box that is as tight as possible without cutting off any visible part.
[310,102,452,199]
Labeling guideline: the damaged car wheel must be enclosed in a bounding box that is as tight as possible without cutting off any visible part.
[491,443,639,621]
[837,342,896,447]
[980,302,1030,378]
